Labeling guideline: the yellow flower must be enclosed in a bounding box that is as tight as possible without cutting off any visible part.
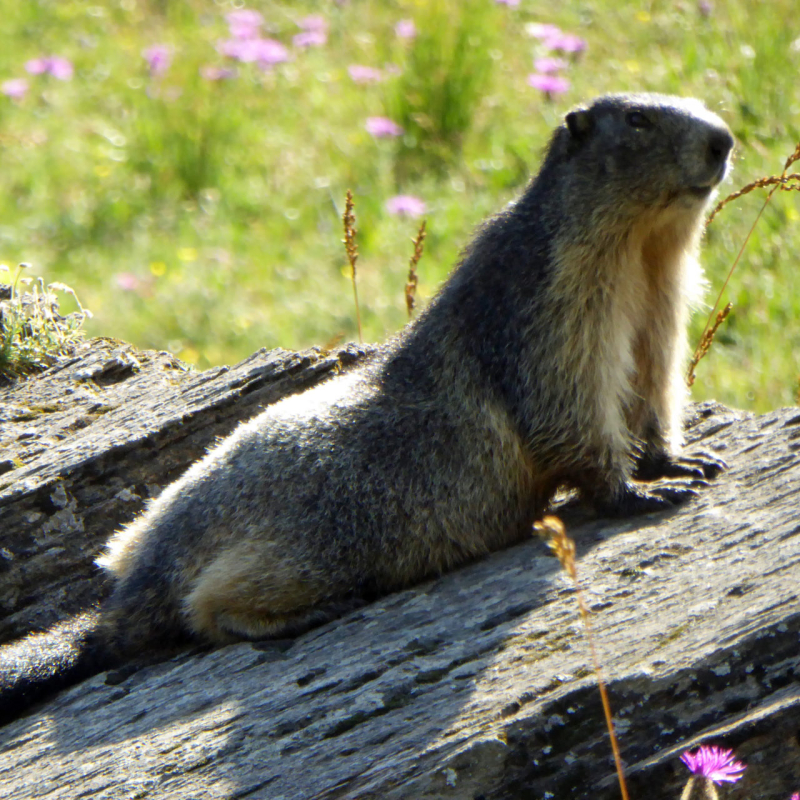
[179,346,199,364]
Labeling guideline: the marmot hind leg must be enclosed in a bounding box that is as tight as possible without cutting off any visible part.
[183,538,364,643]
[211,599,367,642]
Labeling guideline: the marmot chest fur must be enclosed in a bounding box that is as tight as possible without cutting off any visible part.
[0,93,733,722]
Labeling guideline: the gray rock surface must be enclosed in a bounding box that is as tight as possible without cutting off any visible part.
[0,340,798,799]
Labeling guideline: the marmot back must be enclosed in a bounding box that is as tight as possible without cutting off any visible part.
[0,93,733,723]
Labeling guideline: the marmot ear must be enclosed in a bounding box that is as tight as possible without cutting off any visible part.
[565,107,593,140]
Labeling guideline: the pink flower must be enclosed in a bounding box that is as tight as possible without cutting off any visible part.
[395,19,417,39]
[298,15,327,32]
[790,794,799,800]
[348,65,383,83]
[115,273,140,291]
[386,195,425,217]
[293,30,327,48]
[680,746,746,785]
[226,9,263,39]
[366,116,404,137]
[200,65,237,81]
[545,33,587,53]
[143,44,171,76]
[495,0,520,5]
[534,57,568,73]
[527,73,570,94]
[218,38,289,66]
[1,78,28,99]
[526,23,563,40]
[25,56,73,80]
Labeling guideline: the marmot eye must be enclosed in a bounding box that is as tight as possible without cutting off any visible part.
[626,111,653,129]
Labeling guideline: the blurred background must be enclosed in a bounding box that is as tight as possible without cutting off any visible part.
[0,0,798,411]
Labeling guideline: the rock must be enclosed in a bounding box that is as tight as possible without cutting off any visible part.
[0,340,798,799]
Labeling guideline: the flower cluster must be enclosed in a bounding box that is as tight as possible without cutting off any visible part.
[395,19,416,39]
[215,9,288,69]
[348,65,384,84]
[525,22,587,98]
[143,45,171,77]
[366,116,404,138]
[386,195,426,218]
[293,15,328,48]
[527,22,588,53]
[1,7,430,226]
[26,56,74,80]
[2,54,74,99]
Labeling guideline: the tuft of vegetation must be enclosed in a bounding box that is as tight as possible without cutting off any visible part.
[383,0,501,178]
[0,264,91,380]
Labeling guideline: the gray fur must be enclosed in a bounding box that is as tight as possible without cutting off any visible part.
[0,93,733,722]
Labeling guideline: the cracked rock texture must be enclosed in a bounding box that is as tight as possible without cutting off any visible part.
[0,339,799,799]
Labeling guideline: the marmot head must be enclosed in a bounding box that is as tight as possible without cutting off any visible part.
[556,93,733,214]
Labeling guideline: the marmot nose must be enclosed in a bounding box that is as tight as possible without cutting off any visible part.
[708,128,734,167]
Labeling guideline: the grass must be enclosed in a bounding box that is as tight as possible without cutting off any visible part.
[0,263,91,379]
[0,0,798,412]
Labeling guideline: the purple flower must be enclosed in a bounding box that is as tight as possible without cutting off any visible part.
[218,38,289,66]
[200,65,237,81]
[143,44,171,76]
[495,0,520,5]
[534,57,568,73]
[25,56,73,80]
[366,116,404,137]
[698,0,714,15]
[395,19,417,39]
[293,30,327,48]
[1,78,28,99]
[226,9,263,39]
[526,23,563,40]
[386,195,426,217]
[527,73,570,95]
[298,15,328,32]
[680,746,746,785]
[545,32,587,53]
[790,794,799,800]
[217,38,251,61]
[348,65,383,83]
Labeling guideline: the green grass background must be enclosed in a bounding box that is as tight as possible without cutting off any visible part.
[0,0,798,412]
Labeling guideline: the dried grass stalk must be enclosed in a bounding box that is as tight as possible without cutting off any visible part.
[689,139,800,385]
[533,516,630,800]
[342,190,362,343]
[706,171,800,226]
[687,303,732,387]
[405,219,426,319]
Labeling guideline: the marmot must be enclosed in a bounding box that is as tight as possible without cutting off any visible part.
[0,93,733,722]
